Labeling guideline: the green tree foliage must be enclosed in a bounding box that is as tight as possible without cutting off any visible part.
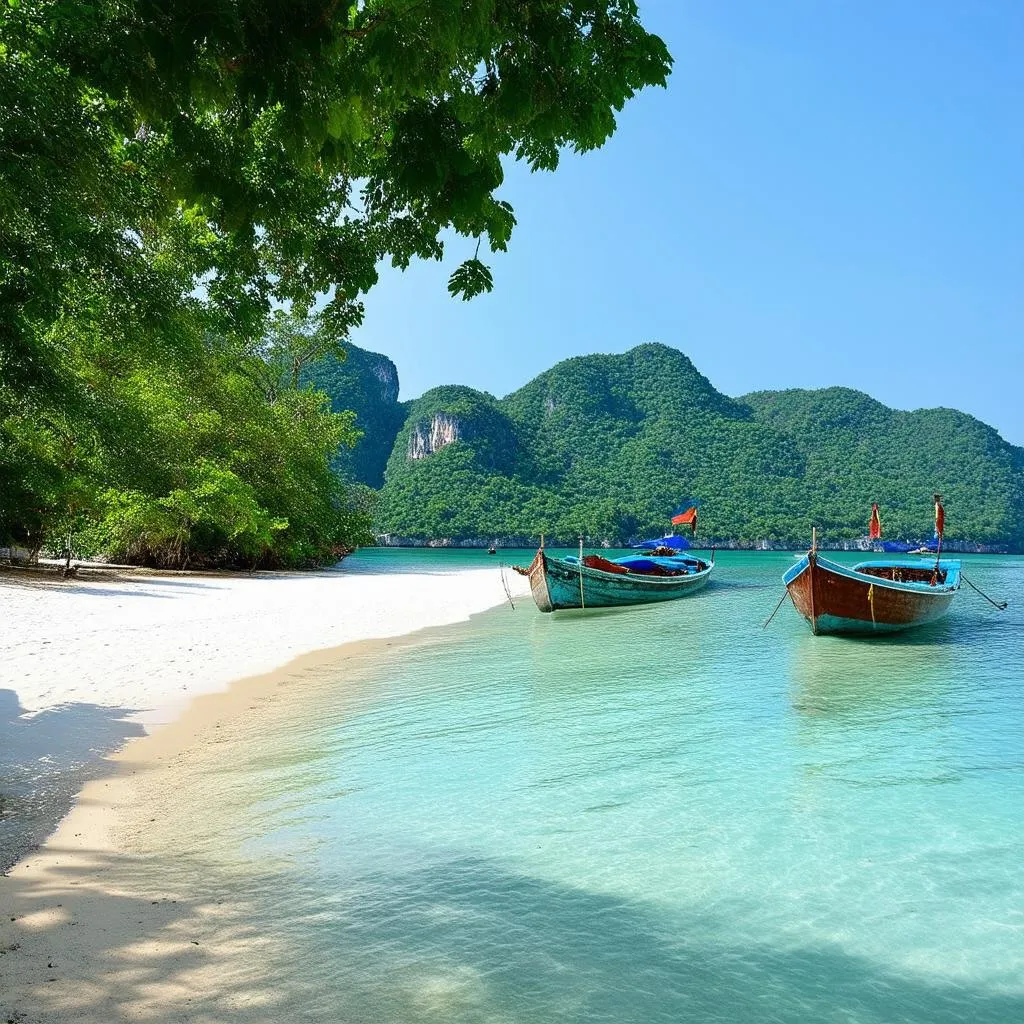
[375,344,1024,547]
[5,287,373,566]
[741,388,1024,544]
[1,1,671,563]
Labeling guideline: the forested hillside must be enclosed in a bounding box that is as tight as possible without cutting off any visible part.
[741,388,1024,545]
[302,345,408,489]
[373,344,1024,547]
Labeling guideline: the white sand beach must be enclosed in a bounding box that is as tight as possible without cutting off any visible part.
[0,558,530,1023]
[2,560,528,728]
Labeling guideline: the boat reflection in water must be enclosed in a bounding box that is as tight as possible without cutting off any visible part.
[787,625,958,722]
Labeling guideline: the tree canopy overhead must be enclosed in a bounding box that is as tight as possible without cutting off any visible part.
[1,0,672,563]
[4,0,672,347]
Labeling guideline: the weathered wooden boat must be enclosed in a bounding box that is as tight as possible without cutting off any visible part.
[515,546,714,613]
[783,551,961,635]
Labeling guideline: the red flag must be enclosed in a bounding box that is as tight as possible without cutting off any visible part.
[934,495,945,538]
[869,503,882,540]
[671,506,698,535]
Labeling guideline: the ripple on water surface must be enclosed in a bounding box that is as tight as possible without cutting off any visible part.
[180,551,1024,1023]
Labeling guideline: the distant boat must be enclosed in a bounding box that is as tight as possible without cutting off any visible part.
[784,552,960,634]
[514,545,713,613]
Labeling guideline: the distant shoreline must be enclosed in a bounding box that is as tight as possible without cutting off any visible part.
[375,537,1015,555]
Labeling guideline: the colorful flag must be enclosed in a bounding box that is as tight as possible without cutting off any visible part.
[671,505,698,535]
[869,503,882,540]
[934,495,945,538]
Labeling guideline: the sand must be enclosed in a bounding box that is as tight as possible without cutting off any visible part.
[0,558,529,1022]
[1,560,527,727]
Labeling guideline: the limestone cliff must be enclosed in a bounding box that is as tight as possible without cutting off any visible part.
[408,412,462,459]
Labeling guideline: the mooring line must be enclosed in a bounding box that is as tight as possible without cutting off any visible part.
[763,588,790,629]
[961,573,1008,611]
[499,564,516,610]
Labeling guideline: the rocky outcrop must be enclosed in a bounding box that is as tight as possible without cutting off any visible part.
[384,385,519,478]
[370,356,400,405]
[408,413,461,459]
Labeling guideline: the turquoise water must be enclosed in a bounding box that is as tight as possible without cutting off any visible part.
[202,550,1024,1022]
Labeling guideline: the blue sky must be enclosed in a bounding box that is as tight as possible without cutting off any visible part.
[350,0,1024,445]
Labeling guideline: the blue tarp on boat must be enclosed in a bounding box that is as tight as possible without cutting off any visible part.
[615,555,702,573]
[631,534,690,551]
[880,540,916,553]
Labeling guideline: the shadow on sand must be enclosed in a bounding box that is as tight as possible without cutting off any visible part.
[3,849,1021,1023]
[0,689,145,871]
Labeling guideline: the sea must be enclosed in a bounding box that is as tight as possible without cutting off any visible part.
[161,548,1023,1023]
[9,549,1024,1021]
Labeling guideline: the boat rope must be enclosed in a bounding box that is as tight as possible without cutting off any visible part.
[868,583,876,626]
[499,564,516,611]
[961,573,1008,611]
[762,589,790,629]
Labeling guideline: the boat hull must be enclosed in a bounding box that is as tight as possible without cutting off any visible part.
[524,550,712,613]
[783,554,958,635]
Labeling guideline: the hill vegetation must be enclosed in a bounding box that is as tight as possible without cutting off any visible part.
[302,345,408,489]
[1,1,669,567]
[371,344,1024,547]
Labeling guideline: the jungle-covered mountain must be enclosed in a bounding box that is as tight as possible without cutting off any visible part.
[317,343,1023,547]
[302,344,408,489]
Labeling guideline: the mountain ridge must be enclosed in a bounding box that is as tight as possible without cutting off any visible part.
[311,342,1024,548]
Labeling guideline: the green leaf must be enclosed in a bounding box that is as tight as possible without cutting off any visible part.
[447,258,494,300]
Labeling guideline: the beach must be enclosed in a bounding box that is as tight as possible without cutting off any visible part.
[0,555,529,1023]
[2,552,1022,1023]
[2,558,527,728]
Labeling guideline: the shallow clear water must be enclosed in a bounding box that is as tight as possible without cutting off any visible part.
[196,550,1024,1022]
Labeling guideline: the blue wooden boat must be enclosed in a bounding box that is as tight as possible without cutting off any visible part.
[515,545,714,613]
[784,552,961,635]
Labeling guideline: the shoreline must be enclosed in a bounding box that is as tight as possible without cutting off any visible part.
[1,556,529,1021]
[0,557,528,871]
[377,541,1016,554]
[1,558,528,726]
[0,615,470,1023]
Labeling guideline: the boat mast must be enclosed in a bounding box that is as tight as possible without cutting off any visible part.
[577,535,586,610]
[931,494,944,585]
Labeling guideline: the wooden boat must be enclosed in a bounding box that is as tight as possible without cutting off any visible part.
[515,546,713,613]
[784,550,961,635]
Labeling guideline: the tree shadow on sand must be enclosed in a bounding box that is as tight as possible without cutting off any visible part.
[0,689,145,871]
[3,849,1021,1023]
[0,569,223,598]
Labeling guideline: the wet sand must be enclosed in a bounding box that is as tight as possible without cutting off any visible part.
[0,562,527,1022]
[0,616,513,1023]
